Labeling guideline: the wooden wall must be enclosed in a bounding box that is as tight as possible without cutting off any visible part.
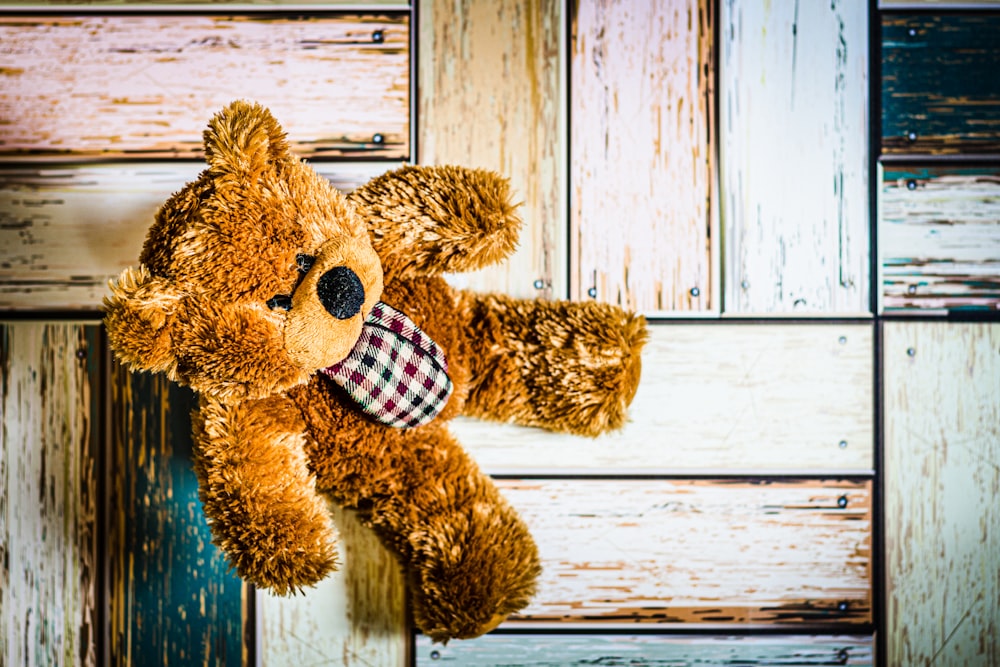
[1,1,998,666]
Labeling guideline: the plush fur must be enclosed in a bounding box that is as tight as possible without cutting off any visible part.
[104,100,647,642]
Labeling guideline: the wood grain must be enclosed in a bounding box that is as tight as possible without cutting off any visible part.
[416,634,875,666]
[880,165,1000,312]
[570,0,715,313]
[494,478,872,626]
[107,365,243,667]
[720,0,869,314]
[452,323,873,475]
[418,0,564,299]
[0,14,409,160]
[881,13,1000,155]
[257,503,407,667]
[884,322,1000,666]
[0,323,99,667]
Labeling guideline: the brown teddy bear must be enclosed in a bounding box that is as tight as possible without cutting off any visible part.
[103,100,647,642]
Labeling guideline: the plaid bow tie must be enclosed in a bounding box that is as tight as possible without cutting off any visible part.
[321,302,453,429]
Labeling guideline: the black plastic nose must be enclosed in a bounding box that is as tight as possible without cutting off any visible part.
[316,266,365,320]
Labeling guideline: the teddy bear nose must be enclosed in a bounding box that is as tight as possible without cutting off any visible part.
[316,266,365,319]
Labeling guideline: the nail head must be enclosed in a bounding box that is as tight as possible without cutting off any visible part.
[837,495,848,508]
[372,29,385,43]
[907,284,918,294]
[689,286,700,297]
[533,279,545,290]
[906,179,918,191]
[430,649,441,660]
[741,280,750,290]
[75,347,87,360]
[838,336,847,344]
[587,287,597,298]
[907,347,916,357]
[906,130,918,142]
[839,440,848,449]
[372,133,384,145]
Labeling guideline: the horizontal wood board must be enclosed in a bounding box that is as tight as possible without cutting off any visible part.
[418,0,565,299]
[494,478,872,627]
[415,634,875,666]
[570,0,715,313]
[0,14,409,160]
[719,0,869,314]
[0,163,396,311]
[884,322,1000,666]
[880,165,1000,312]
[452,323,873,474]
[881,13,1000,155]
[0,323,99,667]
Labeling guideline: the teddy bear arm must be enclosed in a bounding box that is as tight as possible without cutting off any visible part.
[459,292,648,437]
[191,395,339,595]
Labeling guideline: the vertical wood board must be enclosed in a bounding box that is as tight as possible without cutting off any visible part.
[495,479,872,626]
[418,0,565,299]
[452,323,873,474]
[570,0,715,313]
[880,165,1000,312]
[884,322,1000,666]
[107,366,243,666]
[881,13,1000,155]
[257,503,407,667]
[0,323,99,667]
[720,0,869,314]
[0,14,409,159]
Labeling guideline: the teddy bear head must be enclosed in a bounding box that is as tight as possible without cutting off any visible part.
[104,101,384,403]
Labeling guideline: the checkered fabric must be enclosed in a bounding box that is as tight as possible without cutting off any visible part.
[321,301,453,429]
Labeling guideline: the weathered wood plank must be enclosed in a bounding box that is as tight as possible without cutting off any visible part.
[418,0,564,299]
[257,503,407,667]
[452,323,873,474]
[107,365,243,667]
[0,323,99,667]
[416,634,875,666]
[881,13,1000,156]
[0,14,409,160]
[880,165,1000,312]
[884,322,1000,666]
[0,163,396,311]
[720,0,869,314]
[493,478,872,626]
[880,1,1000,6]
[9,1,404,4]
[570,0,715,313]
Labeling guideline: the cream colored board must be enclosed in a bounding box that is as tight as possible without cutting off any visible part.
[879,0,1000,6]
[418,0,565,299]
[884,322,1000,666]
[256,504,407,667]
[498,478,872,626]
[0,15,409,159]
[0,2,405,5]
[452,323,873,474]
[0,323,98,667]
[571,0,715,313]
[0,163,396,310]
[720,0,869,315]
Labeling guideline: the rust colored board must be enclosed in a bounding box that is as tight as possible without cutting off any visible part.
[494,478,872,627]
[0,323,100,667]
[418,0,564,299]
[884,322,1000,666]
[0,14,409,160]
[880,165,1000,312]
[570,0,715,313]
[720,0,870,314]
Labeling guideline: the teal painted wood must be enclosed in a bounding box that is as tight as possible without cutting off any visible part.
[108,367,243,667]
[882,13,1000,155]
[415,634,874,666]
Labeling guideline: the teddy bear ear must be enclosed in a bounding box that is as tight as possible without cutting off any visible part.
[202,100,292,177]
[103,266,182,377]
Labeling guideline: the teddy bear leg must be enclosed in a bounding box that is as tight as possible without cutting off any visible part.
[459,292,648,437]
[192,395,339,595]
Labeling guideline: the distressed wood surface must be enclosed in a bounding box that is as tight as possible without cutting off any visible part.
[6,1,404,4]
[494,478,872,626]
[884,322,1000,666]
[570,0,715,313]
[107,365,244,667]
[0,323,99,667]
[720,0,869,315]
[881,13,1000,156]
[880,1,1000,6]
[418,0,564,299]
[416,634,875,666]
[0,163,395,311]
[452,323,873,475]
[880,165,1000,312]
[0,14,409,160]
[257,503,407,667]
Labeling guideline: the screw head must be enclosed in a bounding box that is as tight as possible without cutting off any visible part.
[372,133,384,145]
[839,440,848,449]
[906,179,918,191]
[372,29,385,43]
[75,347,87,360]
[906,130,918,142]
[907,284,918,294]
[837,495,848,508]
[907,347,916,357]
[689,286,700,297]
[587,287,597,298]
[533,279,545,290]
[838,336,847,344]
[908,28,917,37]
[430,649,441,660]
[741,279,750,290]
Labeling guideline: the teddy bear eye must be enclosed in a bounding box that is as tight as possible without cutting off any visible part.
[296,254,315,273]
[266,294,293,311]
